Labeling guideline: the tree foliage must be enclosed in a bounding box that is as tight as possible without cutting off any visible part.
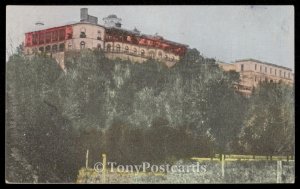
[238,82,294,155]
[6,49,294,182]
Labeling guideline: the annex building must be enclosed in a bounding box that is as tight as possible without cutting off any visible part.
[218,59,294,96]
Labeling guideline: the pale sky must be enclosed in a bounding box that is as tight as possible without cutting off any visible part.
[6,5,294,70]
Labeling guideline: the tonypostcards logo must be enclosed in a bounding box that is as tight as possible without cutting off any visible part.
[94,161,207,174]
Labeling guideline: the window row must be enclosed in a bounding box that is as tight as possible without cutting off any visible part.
[254,64,291,79]
[31,43,65,53]
[31,29,71,45]
[79,28,102,40]
[79,41,102,50]
[254,76,282,83]
[105,44,176,61]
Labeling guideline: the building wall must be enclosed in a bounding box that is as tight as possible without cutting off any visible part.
[24,41,67,55]
[218,59,293,95]
[104,41,180,67]
[235,60,293,86]
[69,23,105,50]
[105,52,148,63]
[24,21,186,70]
[218,62,236,71]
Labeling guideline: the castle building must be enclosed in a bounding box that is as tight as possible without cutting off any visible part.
[218,59,294,96]
[23,8,188,70]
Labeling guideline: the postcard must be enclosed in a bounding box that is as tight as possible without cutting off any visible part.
[5,5,294,184]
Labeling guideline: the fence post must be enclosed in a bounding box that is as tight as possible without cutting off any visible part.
[221,154,225,178]
[102,154,107,184]
[85,149,89,169]
[276,160,282,183]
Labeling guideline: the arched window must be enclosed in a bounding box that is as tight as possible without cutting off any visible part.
[149,51,155,59]
[52,44,58,52]
[45,45,51,52]
[39,46,44,52]
[141,49,145,57]
[133,48,137,54]
[158,51,162,59]
[107,44,111,52]
[80,41,85,49]
[125,46,129,53]
[68,42,72,49]
[97,44,101,50]
[116,44,121,52]
[80,27,86,38]
[59,43,65,52]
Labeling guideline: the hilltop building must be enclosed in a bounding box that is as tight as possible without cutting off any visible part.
[218,59,294,96]
[22,8,294,96]
[23,8,188,70]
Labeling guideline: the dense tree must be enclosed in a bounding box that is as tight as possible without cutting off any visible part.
[180,48,204,64]
[6,54,78,182]
[6,48,294,183]
[238,82,294,155]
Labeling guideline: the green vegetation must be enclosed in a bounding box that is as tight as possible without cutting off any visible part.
[5,49,294,182]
